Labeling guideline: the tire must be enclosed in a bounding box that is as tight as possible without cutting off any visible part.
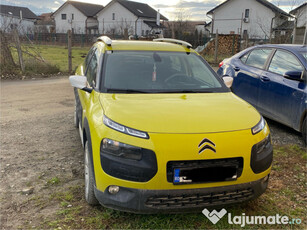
[302,117,307,146]
[73,99,79,128]
[84,141,99,205]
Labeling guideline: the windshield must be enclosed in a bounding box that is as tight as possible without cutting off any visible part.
[102,51,227,93]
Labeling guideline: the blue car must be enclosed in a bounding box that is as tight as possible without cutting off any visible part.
[217,45,307,142]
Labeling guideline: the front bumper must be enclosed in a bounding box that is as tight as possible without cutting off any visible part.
[94,175,269,214]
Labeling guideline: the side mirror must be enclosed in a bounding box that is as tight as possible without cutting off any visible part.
[284,71,303,81]
[223,76,234,88]
[69,75,92,93]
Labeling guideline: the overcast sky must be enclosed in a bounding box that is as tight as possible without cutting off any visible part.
[1,0,305,21]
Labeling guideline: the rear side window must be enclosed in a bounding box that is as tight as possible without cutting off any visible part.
[240,52,249,63]
[268,50,303,76]
[245,49,272,69]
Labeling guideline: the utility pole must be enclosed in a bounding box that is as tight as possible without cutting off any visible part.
[214,29,218,64]
[68,30,72,74]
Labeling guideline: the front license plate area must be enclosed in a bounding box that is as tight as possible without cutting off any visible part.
[173,166,238,184]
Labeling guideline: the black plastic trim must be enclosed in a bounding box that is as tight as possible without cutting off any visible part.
[83,118,96,186]
[94,176,269,214]
[100,141,157,182]
[251,136,273,174]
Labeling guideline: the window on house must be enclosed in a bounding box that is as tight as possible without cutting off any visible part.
[61,14,66,20]
[243,29,248,39]
[245,9,249,18]
[112,13,115,20]
[71,14,74,20]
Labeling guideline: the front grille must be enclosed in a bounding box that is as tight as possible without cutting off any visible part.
[145,188,254,208]
[167,157,244,183]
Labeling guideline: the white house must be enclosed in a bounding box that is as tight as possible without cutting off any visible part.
[0,4,38,35]
[97,0,168,37]
[290,3,307,28]
[206,0,290,39]
[52,1,104,34]
[290,3,307,44]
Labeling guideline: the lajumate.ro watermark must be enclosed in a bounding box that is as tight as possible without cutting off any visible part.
[202,208,302,227]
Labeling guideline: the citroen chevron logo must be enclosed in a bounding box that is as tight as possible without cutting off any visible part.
[198,138,216,154]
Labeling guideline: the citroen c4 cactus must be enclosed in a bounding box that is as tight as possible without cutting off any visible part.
[69,37,273,213]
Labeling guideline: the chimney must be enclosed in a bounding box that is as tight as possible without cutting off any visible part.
[20,10,23,20]
[156,10,160,26]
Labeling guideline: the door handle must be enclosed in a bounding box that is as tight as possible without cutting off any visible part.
[234,67,240,71]
[260,76,270,82]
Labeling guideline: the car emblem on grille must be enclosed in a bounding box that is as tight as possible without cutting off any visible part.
[198,138,216,154]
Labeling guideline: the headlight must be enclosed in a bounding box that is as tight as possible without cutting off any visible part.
[102,138,142,160]
[103,116,149,139]
[251,117,265,135]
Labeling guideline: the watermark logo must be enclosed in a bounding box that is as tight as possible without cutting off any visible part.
[202,208,227,224]
[202,208,302,227]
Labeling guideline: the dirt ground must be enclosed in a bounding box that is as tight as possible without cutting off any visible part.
[0,77,83,228]
[0,77,305,229]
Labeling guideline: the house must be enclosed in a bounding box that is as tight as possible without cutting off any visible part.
[52,1,104,34]
[290,3,307,44]
[206,0,291,39]
[0,4,39,34]
[96,0,168,37]
[36,13,55,33]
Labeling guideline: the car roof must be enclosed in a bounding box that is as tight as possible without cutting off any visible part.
[253,44,306,52]
[96,40,196,53]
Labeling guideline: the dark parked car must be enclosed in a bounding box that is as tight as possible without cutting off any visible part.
[217,45,307,142]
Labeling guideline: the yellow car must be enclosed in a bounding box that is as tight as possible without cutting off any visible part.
[69,37,272,213]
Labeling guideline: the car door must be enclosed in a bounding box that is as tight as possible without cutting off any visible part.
[231,48,273,108]
[79,47,100,124]
[257,49,305,128]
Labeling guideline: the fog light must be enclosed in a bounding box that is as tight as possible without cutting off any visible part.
[108,185,119,194]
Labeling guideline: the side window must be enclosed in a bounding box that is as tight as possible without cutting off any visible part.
[84,47,96,72]
[268,50,303,76]
[245,49,272,69]
[86,51,98,87]
[61,14,66,20]
[240,52,249,63]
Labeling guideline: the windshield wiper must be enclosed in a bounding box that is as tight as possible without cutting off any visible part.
[106,88,149,93]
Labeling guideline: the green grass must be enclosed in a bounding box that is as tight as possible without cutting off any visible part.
[46,177,60,186]
[33,44,90,73]
[7,44,90,75]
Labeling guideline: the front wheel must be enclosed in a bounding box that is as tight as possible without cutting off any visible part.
[84,141,99,205]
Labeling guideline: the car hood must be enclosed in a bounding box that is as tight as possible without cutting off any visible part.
[99,92,261,134]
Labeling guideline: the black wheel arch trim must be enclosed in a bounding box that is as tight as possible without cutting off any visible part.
[74,88,82,123]
[83,117,97,186]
